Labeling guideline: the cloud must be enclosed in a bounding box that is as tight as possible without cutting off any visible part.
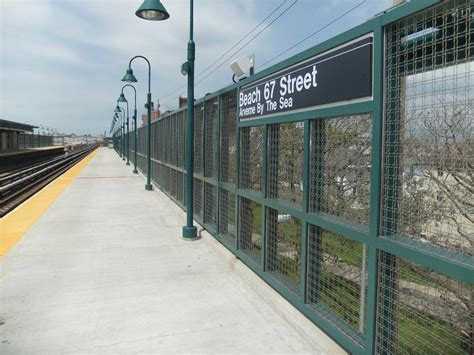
[1,0,392,135]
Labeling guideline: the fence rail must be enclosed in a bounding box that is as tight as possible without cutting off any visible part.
[116,1,473,353]
[17,133,64,149]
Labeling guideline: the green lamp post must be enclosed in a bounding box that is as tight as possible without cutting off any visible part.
[118,94,130,166]
[113,114,118,133]
[113,113,122,157]
[111,117,117,152]
[113,118,120,153]
[122,56,153,191]
[114,116,122,154]
[113,107,124,159]
[119,85,138,174]
[110,118,115,137]
[114,105,126,160]
[136,0,198,240]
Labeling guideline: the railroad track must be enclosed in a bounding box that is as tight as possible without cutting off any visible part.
[0,145,98,217]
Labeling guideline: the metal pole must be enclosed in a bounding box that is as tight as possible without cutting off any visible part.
[134,108,138,174]
[126,56,153,189]
[117,118,122,158]
[121,110,126,160]
[182,0,197,240]
[145,92,153,190]
[126,100,130,166]
[121,84,138,174]
[359,244,367,333]
[118,111,124,158]
[119,116,122,156]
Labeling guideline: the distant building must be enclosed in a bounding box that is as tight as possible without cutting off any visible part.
[141,100,162,127]
[179,96,187,108]
[0,119,36,151]
[139,97,190,127]
[63,134,101,145]
[141,110,161,127]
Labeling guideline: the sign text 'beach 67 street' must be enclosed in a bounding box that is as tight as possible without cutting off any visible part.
[239,36,373,120]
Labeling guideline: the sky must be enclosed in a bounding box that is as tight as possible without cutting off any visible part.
[0,0,393,136]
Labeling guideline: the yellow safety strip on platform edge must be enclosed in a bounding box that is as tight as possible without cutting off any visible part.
[0,148,100,258]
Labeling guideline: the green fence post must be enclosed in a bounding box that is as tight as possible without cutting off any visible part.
[216,95,222,235]
[369,21,396,355]
[235,91,241,251]
[261,125,270,269]
[300,119,311,301]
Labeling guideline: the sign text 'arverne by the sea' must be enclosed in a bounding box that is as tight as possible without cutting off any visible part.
[239,36,373,120]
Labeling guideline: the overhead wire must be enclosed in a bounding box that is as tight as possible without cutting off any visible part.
[195,1,292,83]
[160,0,298,108]
[193,0,298,87]
[158,0,290,103]
[259,0,367,70]
[162,0,367,109]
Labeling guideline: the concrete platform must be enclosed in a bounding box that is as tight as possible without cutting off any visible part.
[0,148,344,354]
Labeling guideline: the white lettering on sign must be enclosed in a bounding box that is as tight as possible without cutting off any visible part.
[280,66,318,96]
[239,65,319,118]
[238,35,374,119]
[239,66,318,117]
[239,87,261,107]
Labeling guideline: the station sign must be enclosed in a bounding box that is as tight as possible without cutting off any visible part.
[239,36,373,120]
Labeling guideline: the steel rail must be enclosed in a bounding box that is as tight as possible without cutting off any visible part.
[0,145,98,217]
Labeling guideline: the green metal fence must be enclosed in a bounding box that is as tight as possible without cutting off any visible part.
[17,133,56,149]
[125,1,473,353]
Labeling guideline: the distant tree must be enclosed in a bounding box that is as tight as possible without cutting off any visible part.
[258,123,304,202]
[320,115,372,225]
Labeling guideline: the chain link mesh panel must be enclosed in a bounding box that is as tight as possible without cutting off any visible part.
[268,122,304,206]
[171,114,177,166]
[183,173,187,206]
[167,118,173,164]
[219,189,236,243]
[204,98,218,178]
[194,104,204,174]
[204,182,217,230]
[157,163,164,188]
[151,122,159,184]
[383,0,473,259]
[151,161,159,186]
[266,209,301,294]
[138,126,145,155]
[239,126,264,192]
[307,224,368,343]
[151,121,158,160]
[129,130,135,159]
[164,166,171,192]
[162,118,168,164]
[220,90,237,183]
[177,111,185,169]
[380,3,474,351]
[239,197,262,264]
[376,252,473,354]
[155,120,162,162]
[194,178,203,219]
[159,164,165,190]
[170,168,177,198]
[160,118,165,164]
[177,171,184,205]
[309,115,372,230]
[137,127,146,173]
